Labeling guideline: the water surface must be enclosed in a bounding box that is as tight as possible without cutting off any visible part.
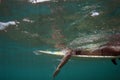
[0,0,120,80]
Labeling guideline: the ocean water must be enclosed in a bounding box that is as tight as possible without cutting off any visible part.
[0,0,120,80]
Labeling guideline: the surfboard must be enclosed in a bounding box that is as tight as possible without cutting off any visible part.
[35,50,120,59]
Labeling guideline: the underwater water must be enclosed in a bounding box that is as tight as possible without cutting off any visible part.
[0,0,120,80]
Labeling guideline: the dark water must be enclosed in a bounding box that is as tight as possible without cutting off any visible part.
[0,0,120,80]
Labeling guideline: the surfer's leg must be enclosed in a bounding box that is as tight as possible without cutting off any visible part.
[111,59,117,65]
[53,67,60,78]
[53,49,72,78]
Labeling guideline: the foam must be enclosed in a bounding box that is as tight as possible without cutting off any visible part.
[29,0,50,4]
[33,50,42,55]
[22,18,34,23]
[0,21,19,30]
[91,11,100,17]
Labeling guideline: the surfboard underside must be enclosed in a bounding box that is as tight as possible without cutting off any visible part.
[35,50,120,59]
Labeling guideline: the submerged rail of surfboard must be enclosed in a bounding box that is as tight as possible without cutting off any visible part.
[34,50,120,59]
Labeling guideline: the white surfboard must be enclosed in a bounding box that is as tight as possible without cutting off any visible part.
[35,50,120,59]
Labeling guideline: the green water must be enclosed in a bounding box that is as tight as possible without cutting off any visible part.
[0,0,120,80]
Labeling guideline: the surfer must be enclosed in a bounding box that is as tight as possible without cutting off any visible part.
[53,42,120,78]
[92,42,120,65]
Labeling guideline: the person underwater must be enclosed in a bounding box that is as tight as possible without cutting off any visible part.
[53,41,120,78]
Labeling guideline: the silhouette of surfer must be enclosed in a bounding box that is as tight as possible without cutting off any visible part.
[53,41,120,78]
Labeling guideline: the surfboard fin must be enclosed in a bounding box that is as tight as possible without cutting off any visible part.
[111,59,117,65]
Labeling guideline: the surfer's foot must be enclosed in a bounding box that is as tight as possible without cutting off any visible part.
[111,59,117,65]
[53,68,60,78]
